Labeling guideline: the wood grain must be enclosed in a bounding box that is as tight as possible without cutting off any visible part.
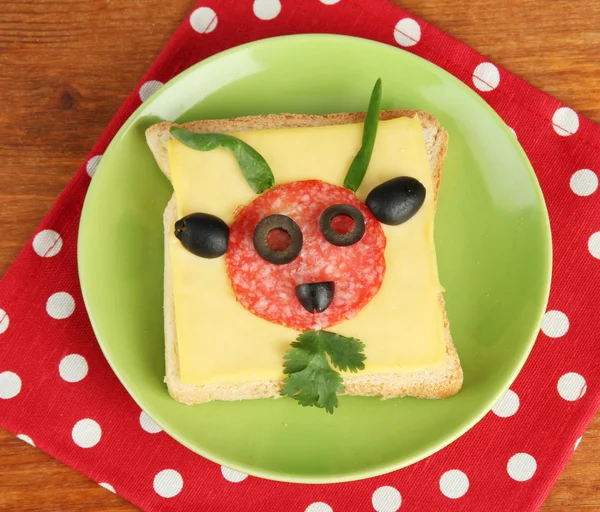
[0,0,598,510]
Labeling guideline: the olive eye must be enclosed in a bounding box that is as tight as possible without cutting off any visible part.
[320,204,365,247]
[174,213,229,258]
[253,214,303,264]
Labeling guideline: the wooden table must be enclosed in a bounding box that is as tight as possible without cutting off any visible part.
[0,1,598,510]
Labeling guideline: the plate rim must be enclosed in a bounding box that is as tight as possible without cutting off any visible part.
[78,33,552,483]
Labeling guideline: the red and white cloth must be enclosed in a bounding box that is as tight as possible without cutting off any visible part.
[1,1,599,511]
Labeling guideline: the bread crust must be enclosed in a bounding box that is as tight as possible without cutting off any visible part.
[149,112,463,404]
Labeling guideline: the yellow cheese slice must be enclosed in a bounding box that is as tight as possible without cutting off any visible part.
[168,116,446,385]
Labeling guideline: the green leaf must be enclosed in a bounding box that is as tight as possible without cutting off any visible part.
[281,330,366,414]
[320,331,366,373]
[170,127,275,194]
[282,346,313,375]
[281,355,344,414]
[343,78,383,192]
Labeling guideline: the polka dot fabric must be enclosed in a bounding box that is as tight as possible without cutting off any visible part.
[0,1,599,510]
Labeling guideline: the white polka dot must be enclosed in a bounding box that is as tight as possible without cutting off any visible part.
[492,389,520,417]
[541,310,569,338]
[320,0,341,4]
[221,465,248,482]
[472,62,500,92]
[0,371,21,399]
[552,107,579,136]
[59,354,88,383]
[17,434,34,446]
[33,230,63,257]
[557,372,587,401]
[509,127,517,138]
[394,18,421,47]
[190,7,217,33]
[589,232,600,259]
[99,482,115,493]
[72,419,102,448]
[139,80,163,102]
[305,503,333,512]
[574,436,583,451]
[253,0,281,20]
[153,469,183,498]
[46,292,75,319]
[372,485,402,512]
[439,469,469,498]
[86,155,102,177]
[570,169,598,196]
[507,453,537,481]
[0,309,9,335]
[140,411,162,434]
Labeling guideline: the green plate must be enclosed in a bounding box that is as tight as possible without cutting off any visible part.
[78,34,551,483]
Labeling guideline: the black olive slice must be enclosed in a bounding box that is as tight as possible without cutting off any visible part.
[320,204,365,246]
[253,214,303,264]
[174,213,229,258]
[365,176,426,225]
[295,281,335,313]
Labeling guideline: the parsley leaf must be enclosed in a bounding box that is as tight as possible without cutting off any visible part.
[281,330,366,414]
[281,356,344,414]
[322,332,366,372]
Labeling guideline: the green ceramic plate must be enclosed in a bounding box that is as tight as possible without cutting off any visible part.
[78,34,551,483]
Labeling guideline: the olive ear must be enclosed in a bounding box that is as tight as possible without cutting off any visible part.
[365,177,426,226]
[174,212,229,258]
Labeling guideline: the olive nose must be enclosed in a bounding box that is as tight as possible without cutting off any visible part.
[295,281,335,314]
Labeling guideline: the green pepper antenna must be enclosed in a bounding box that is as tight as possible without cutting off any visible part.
[170,127,275,195]
[343,78,383,193]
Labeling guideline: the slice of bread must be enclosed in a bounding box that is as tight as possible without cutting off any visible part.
[147,111,463,405]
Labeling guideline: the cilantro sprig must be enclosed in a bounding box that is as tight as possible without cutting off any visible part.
[281,330,366,414]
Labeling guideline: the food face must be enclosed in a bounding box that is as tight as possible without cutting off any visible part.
[173,173,428,332]
[226,180,386,331]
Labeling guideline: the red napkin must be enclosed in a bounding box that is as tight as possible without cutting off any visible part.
[1,1,599,510]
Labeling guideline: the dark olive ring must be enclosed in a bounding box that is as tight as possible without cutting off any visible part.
[253,214,303,264]
[319,204,366,247]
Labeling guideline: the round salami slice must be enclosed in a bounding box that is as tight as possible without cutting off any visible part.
[226,180,386,331]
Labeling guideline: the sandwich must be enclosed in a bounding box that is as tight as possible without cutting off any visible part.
[145,80,462,413]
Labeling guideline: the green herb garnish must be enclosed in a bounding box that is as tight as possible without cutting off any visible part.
[170,127,275,194]
[343,78,383,192]
[281,330,366,414]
